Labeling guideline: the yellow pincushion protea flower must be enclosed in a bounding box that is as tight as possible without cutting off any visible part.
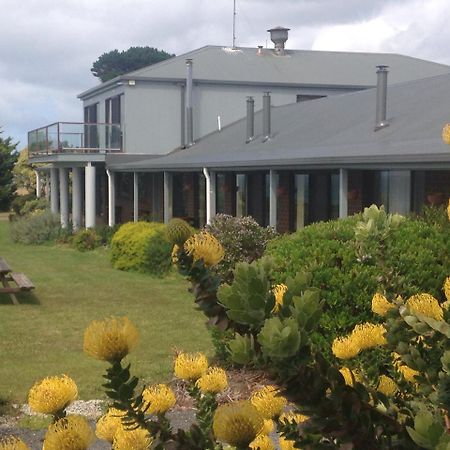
[371,293,395,316]
[174,352,208,381]
[28,374,77,416]
[171,244,180,264]
[196,367,228,394]
[442,123,450,145]
[332,323,387,360]
[249,434,275,450]
[272,284,288,313]
[447,199,450,221]
[261,419,275,435]
[43,415,94,450]
[279,436,296,450]
[0,437,30,450]
[96,408,126,442]
[339,367,363,387]
[213,400,264,447]
[377,375,398,396]
[443,276,450,301]
[250,385,287,419]
[83,316,139,362]
[406,293,444,321]
[184,231,225,267]
[332,336,360,360]
[392,353,419,383]
[112,426,153,450]
[142,384,176,414]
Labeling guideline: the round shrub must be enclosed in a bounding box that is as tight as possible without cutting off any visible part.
[72,229,102,252]
[110,222,172,275]
[266,213,450,354]
[205,214,277,282]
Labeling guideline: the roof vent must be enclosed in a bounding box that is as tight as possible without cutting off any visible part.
[374,65,389,131]
[267,26,290,55]
[257,45,263,55]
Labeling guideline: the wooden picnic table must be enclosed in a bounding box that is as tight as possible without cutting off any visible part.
[0,257,35,304]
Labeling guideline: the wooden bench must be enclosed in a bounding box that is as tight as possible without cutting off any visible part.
[0,257,35,304]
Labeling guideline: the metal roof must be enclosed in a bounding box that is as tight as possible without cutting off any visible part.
[79,45,450,99]
[107,73,450,172]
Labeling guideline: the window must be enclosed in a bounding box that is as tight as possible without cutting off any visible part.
[105,95,122,148]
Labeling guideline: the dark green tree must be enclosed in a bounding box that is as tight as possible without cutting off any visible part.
[0,129,18,211]
[91,46,175,82]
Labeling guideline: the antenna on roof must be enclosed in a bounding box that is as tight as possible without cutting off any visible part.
[232,0,237,49]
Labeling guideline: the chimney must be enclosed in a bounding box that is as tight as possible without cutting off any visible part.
[246,97,255,143]
[262,92,271,141]
[267,26,290,55]
[375,65,389,131]
[257,45,263,55]
[185,59,194,146]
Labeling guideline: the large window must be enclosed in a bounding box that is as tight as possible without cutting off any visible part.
[83,103,98,148]
[105,95,122,149]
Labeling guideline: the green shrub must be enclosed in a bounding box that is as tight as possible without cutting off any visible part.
[72,229,102,252]
[266,212,450,355]
[95,224,119,246]
[10,195,49,217]
[205,214,277,282]
[110,221,172,275]
[10,210,61,244]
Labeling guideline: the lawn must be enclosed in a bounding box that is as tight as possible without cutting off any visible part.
[0,218,213,403]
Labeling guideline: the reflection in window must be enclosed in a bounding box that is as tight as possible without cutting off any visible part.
[236,174,247,217]
[330,173,340,219]
[216,173,226,213]
[295,174,309,230]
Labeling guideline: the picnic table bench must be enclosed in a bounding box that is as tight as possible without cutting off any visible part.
[0,257,35,304]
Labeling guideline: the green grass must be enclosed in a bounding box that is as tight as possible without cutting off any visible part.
[0,220,212,403]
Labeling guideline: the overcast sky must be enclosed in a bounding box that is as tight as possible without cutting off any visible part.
[2,0,450,148]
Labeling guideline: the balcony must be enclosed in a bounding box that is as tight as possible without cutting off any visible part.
[28,122,123,157]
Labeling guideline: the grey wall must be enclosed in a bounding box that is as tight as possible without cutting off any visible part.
[83,81,358,156]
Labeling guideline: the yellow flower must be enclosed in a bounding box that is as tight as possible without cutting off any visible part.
[213,400,264,447]
[83,316,139,362]
[332,336,360,360]
[142,384,176,414]
[184,232,224,267]
[250,434,275,450]
[96,408,126,442]
[279,436,296,450]
[28,375,77,416]
[174,352,208,381]
[397,364,420,383]
[371,293,395,316]
[196,367,228,394]
[442,123,450,145]
[112,426,153,450]
[377,375,398,396]
[444,276,450,301]
[279,410,309,424]
[43,416,94,450]
[261,419,275,435]
[447,199,450,221]
[171,244,179,264]
[406,294,444,321]
[339,367,363,386]
[250,385,287,419]
[0,437,30,450]
[272,284,288,313]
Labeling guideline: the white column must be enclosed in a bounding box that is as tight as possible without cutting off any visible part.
[50,168,59,214]
[106,170,116,227]
[269,169,278,229]
[59,167,69,228]
[85,163,96,228]
[72,167,83,230]
[133,172,139,222]
[163,171,173,224]
[339,169,348,219]
[203,168,216,224]
[35,170,42,198]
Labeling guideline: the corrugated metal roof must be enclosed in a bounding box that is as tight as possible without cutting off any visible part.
[79,45,450,98]
[107,73,450,171]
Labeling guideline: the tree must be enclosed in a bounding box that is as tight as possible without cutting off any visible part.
[0,130,18,211]
[13,147,35,194]
[91,46,175,83]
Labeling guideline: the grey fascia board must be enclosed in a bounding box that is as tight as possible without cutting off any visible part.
[29,154,106,164]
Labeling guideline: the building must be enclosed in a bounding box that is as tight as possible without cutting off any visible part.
[28,28,450,230]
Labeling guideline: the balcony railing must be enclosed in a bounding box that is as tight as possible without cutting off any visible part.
[28,122,123,156]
